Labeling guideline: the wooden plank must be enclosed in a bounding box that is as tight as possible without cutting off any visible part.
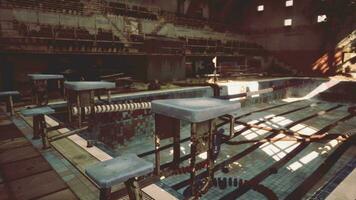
[0,124,24,141]
[1,156,52,181]
[37,189,78,200]
[0,137,30,152]
[0,146,39,164]
[0,119,12,126]
[8,171,68,200]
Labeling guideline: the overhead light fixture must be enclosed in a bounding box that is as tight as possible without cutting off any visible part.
[284,18,292,26]
[317,14,327,23]
[286,0,293,7]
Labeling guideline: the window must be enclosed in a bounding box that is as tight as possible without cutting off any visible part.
[284,18,292,26]
[317,15,327,23]
[285,0,293,7]
[257,5,264,12]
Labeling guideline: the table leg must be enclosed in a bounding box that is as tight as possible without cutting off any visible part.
[172,119,180,169]
[107,90,111,103]
[99,187,111,200]
[62,80,66,99]
[67,93,72,124]
[7,95,14,116]
[39,115,49,149]
[229,115,234,138]
[33,115,41,139]
[44,80,48,105]
[77,92,82,128]
[34,81,39,106]
[87,91,96,148]
[208,119,215,186]
[154,134,160,175]
[31,80,35,105]
[125,178,143,200]
[190,123,197,196]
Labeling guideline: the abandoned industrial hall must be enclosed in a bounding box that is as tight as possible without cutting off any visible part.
[0,0,355,199]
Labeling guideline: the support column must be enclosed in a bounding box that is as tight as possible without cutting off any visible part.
[77,92,82,128]
[33,115,41,139]
[124,178,143,200]
[7,95,14,116]
[190,123,197,195]
[154,133,160,175]
[99,187,111,200]
[207,119,216,186]
[39,114,49,149]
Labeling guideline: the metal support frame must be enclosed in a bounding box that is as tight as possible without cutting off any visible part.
[31,79,64,106]
[87,90,97,147]
[98,177,143,200]
[154,114,181,175]
[125,178,143,200]
[32,114,49,149]
[154,114,217,199]
[67,89,112,128]
[6,95,14,116]
[99,187,111,200]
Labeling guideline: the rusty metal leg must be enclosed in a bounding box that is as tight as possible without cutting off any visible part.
[77,92,82,128]
[172,120,181,169]
[43,80,48,105]
[99,187,111,200]
[33,115,41,139]
[229,115,234,138]
[107,90,111,103]
[154,134,160,175]
[62,80,66,99]
[87,91,96,148]
[190,123,197,196]
[31,80,36,105]
[7,95,14,116]
[39,115,49,149]
[208,119,216,186]
[67,95,72,124]
[124,178,143,200]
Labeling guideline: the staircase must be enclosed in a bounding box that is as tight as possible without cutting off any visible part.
[103,15,130,44]
[151,17,168,35]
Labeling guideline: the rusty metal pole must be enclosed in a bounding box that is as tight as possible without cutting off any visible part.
[190,123,197,196]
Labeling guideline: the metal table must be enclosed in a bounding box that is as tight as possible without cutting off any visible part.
[151,97,240,197]
[64,81,116,128]
[28,74,64,106]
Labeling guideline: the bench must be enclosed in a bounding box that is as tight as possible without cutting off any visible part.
[28,74,65,106]
[85,154,153,200]
[64,81,116,128]
[151,97,240,197]
[21,106,55,149]
[0,91,20,116]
